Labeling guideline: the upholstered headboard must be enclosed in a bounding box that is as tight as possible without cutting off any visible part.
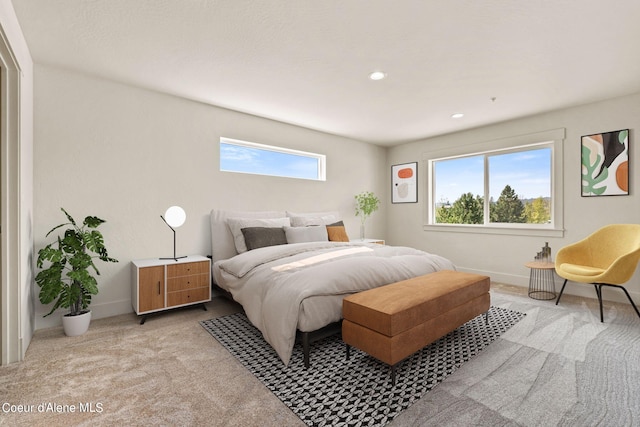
[209,209,342,265]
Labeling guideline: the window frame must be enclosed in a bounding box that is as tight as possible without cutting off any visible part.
[424,128,565,237]
[219,137,326,181]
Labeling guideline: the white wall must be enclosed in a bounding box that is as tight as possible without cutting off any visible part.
[387,92,640,304]
[33,64,387,329]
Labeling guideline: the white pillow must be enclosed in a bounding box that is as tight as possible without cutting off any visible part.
[284,225,329,244]
[287,211,341,227]
[210,209,286,264]
[227,217,291,253]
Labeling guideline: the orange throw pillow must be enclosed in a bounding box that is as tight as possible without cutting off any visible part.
[327,226,349,242]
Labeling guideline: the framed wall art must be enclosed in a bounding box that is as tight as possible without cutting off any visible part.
[392,162,418,203]
[581,129,629,197]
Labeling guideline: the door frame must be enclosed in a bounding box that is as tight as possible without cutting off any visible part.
[0,24,24,365]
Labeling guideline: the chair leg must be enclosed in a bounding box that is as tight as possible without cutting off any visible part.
[556,280,640,323]
[619,286,640,319]
[602,283,640,320]
[555,279,568,305]
[594,284,604,323]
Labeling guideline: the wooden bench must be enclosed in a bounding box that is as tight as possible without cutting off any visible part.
[342,270,490,385]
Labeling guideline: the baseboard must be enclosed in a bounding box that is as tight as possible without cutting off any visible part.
[457,266,640,306]
[35,299,133,330]
[91,299,133,321]
[457,266,529,288]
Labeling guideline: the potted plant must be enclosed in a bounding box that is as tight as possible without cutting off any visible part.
[354,191,380,240]
[36,208,118,336]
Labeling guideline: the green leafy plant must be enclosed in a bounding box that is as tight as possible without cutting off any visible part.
[355,191,380,225]
[36,208,118,317]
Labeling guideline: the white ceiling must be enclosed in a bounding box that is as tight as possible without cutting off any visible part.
[11,0,640,146]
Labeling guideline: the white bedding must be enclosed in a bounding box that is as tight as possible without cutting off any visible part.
[213,241,456,365]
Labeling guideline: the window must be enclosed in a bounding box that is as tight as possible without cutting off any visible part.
[426,129,564,237]
[488,148,551,224]
[220,137,326,181]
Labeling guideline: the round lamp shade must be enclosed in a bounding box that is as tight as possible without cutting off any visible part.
[164,206,186,228]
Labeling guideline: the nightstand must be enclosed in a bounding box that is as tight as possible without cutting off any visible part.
[131,255,211,324]
[355,238,385,245]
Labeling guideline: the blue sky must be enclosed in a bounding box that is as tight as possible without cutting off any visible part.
[221,141,550,200]
[220,142,319,180]
[434,148,551,203]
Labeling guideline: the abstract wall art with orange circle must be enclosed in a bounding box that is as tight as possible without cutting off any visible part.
[581,129,629,197]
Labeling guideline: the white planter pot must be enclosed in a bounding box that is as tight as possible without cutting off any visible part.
[62,310,91,336]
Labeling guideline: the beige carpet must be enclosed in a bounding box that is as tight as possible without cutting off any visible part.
[1,283,639,426]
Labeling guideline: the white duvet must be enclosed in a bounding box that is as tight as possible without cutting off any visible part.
[214,241,455,365]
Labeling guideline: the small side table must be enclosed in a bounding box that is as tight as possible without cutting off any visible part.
[354,238,385,245]
[525,261,556,300]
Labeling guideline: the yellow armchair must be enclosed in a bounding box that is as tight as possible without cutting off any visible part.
[555,224,640,322]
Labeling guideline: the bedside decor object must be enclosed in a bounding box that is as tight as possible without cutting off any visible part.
[526,242,555,300]
[160,205,187,260]
[581,129,629,196]
[131,255,211,324]
[392,162,418,203]
[355,191,380,240]
[35,208,118,336]
[534,242,552,262]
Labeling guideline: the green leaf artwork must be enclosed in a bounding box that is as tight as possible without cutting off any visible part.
[619,129,629,144]
[582,144,608,196]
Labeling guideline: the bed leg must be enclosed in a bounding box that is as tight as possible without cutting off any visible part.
[302,332,310,368]
[346,344,350,360]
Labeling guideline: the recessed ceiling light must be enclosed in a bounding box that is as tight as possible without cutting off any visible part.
[451,113,464,119]
[369,71,386,81]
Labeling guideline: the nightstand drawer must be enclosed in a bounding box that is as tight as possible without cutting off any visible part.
[166,261,209,278]
[167,287,210,307]
[167,273,209,292]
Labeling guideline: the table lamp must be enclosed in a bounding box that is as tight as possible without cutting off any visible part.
[160,206,187,261]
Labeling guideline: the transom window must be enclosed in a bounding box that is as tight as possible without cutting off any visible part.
[220,137,326,181]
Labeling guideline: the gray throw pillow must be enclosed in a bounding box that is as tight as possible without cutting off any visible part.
[241,227,287,251]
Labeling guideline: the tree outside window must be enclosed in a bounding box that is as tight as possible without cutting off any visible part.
[433,146,552,226]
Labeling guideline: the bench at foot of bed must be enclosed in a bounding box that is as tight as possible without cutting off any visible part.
[342,270,490,385]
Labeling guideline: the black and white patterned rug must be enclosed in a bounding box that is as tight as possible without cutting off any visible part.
[200,306,525,426]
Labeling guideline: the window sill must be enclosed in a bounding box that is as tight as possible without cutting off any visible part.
[423,224,564,238]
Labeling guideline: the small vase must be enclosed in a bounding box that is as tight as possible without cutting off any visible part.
[360,223,365,240]
[62,310,91,336]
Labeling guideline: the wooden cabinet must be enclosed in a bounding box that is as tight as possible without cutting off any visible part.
[131,255,211,323]
[138,265,165,313]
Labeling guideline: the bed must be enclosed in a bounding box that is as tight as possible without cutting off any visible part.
[209,209,456,366]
